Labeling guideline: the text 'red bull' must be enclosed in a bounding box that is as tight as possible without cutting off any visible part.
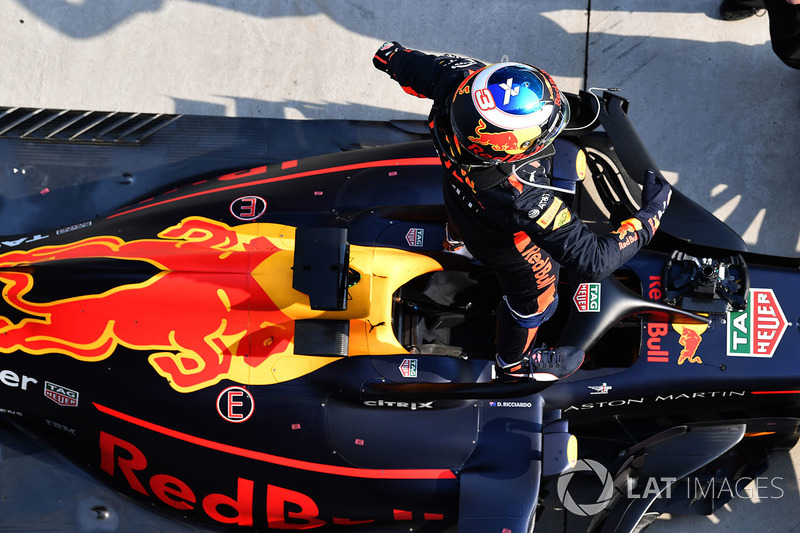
[612,218,642,251]
[0,217,293,393]
[100,431,446,529]
[514,233,557,291]
[101,430,328,528]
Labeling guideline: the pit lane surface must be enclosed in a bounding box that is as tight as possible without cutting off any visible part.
[1,1,798,532]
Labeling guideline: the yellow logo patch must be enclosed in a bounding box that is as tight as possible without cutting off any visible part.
[575,149,587,181]
[553,208,572,229]
[536,197,564,229]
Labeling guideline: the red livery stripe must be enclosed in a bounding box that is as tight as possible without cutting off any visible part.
[108,157,440,219]
[94,402,455,480]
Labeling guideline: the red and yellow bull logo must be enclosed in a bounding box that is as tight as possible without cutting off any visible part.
[612,218,642,251]
[468,119,542,155]
[671,323,708,365]
[0,217,441,393]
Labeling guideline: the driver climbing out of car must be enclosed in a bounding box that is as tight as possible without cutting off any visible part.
[373,42,672,382]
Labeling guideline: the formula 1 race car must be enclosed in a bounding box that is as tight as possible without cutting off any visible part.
[0,89,797,533]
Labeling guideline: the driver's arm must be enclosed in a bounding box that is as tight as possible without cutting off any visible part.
[372,41,485,104]
[511,170,671,281]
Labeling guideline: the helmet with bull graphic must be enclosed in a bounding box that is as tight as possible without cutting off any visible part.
[439,62,569,167]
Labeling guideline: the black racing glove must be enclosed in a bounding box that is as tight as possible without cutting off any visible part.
[373,41,404,73]
[635,169,672,241]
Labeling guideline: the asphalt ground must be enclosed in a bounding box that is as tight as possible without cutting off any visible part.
[1,1,799,532]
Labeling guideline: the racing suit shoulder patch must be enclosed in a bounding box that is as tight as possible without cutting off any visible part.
[552,207,572,229]
[613,218,643,250]
[534,197,564,229]
[436,55,482,70]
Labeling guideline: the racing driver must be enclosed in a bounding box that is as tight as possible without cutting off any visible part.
[372,42,672,382]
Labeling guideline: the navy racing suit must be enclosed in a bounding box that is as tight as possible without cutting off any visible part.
[375,45,669,363]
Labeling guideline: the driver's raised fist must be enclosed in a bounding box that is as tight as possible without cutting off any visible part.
[373,41,404,73]
[636,169,672,239]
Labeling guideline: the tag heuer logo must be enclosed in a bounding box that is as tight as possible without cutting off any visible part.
[405,228,424,247]
[44,381,79,407]
[573,282,601,312]
[399,358,418,378]
[727,288,788,358]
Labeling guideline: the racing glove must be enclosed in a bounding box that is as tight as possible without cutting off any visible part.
[373,41,405,73]
[634,169,672,242]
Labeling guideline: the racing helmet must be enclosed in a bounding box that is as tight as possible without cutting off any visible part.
[442,62,570,166]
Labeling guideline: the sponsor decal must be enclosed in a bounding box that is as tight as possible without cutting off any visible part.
[573,283,601,312]
[646,323,669,363]
[44,381,79,407]
[564,390,747,412]
[446,57,480,70]
[552,208,572,229]
[647,275,663,300]
[672,323,708,364]
[498,77,519,106]
[216,386,254,423]
[538,194,551,209]
[613,218,641,251]
[405,228,424,248]
[0,408,22,417]
[0,369,37,390]
[99,431,326,528]
[536,197,564,229]
[363,400,433,410]
[46,419,77,435]
[645,277,707,365]
[566,398,644,411]
[467,119,541,156]
[230,196,267,221]
[0,234,48,249]
[588,383,612,395]
[514,235,556,290]
[727,288,788,358]
[647,216,660,235]
[96,406,452,527]
[398,358,418,378]
[575,150,587,180]
[56,221,92,235]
